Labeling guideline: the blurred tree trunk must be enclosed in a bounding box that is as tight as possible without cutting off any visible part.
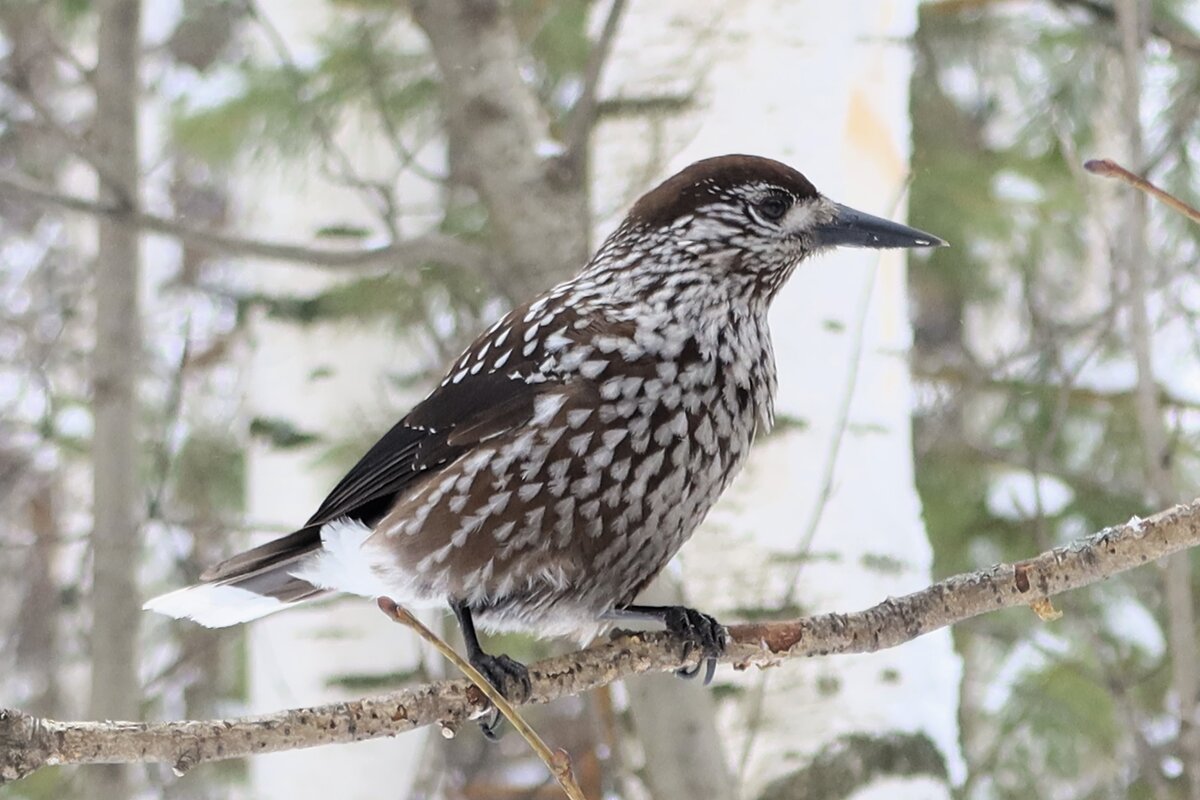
[88,0,142,797]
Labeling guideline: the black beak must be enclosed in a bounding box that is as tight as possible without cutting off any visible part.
[813,202,947,250]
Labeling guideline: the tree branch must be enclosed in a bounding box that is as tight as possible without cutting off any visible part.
[561,0,628,168]
[0,172,489,272]
[4,500,1200,785]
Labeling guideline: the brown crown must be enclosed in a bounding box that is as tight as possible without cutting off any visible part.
[627,154,820,229]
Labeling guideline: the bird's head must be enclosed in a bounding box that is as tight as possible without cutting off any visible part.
[595,154,945,303]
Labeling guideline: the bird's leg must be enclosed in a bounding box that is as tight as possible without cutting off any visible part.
[605,604,728,685]
[450,599,531,740]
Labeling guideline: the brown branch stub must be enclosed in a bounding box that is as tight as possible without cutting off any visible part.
[1084,158,1200,223]
[3,500,1200,785]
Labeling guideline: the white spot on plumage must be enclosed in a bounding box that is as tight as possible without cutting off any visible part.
[545,331,572,352]
[558,347,592,372]
[610,458,631,481]
[567,408,593,429]
[695,415,716,452]
[451,512,486,546]
[634,448,665,483]
[601,428,628,449]
[487,490,513,515]
[572,472,601,497]
[520,444,551,480]
[568,431,594,456]
[540,425,566,450]
[579,360,608,379]
[524,298,548,321]
[493,519,517,542]
[594,336,622,354]
[531,394,567,426]
[662,384,683,408]
[547,458,571,483]
[601,483,622,508]
[463,447,496,474]
[518,481,544,501]
[554,496,575,520]
[587,447,614,471]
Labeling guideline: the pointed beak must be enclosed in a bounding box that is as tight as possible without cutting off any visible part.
[813,202,947,250]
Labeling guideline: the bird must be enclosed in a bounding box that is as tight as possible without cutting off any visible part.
[146,154,944,733]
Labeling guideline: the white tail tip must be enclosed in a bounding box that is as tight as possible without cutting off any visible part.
[143,583,289,628]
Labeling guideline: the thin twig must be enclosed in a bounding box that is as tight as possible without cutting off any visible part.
[1084,158,1200,223]
[376,598,586,800]
[0,172,489,272]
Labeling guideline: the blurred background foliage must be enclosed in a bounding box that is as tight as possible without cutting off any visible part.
[910,2,1200,798]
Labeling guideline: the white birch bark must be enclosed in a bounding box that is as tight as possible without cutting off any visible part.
[592,3,963,797]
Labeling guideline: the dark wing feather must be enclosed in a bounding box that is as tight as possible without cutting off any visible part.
[304,364,556,529]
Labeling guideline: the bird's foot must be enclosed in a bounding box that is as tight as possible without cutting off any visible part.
[469,652,531,741]
[662,606,727,685]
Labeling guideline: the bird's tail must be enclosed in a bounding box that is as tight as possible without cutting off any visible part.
[144,518,389,627]
[143,525,329,628]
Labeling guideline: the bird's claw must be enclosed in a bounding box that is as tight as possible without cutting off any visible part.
[469,652,531,741]
[663,607,727,686]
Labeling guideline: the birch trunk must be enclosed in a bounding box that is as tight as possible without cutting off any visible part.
[592,3,962,797]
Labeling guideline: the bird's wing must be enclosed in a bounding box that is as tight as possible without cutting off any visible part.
[303,370,552,528]
[199,367,551,585]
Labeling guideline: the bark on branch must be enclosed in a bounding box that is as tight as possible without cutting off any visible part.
[5,499,1200,785]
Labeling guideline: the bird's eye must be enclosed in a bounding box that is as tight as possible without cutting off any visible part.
[756,195,790,223]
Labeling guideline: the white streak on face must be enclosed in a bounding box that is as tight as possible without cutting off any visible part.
[783,196,836,237]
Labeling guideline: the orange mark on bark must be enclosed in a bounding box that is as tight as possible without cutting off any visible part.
[845,88,904,180]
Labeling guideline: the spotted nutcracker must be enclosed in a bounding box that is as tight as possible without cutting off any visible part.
[146,154,944,730]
